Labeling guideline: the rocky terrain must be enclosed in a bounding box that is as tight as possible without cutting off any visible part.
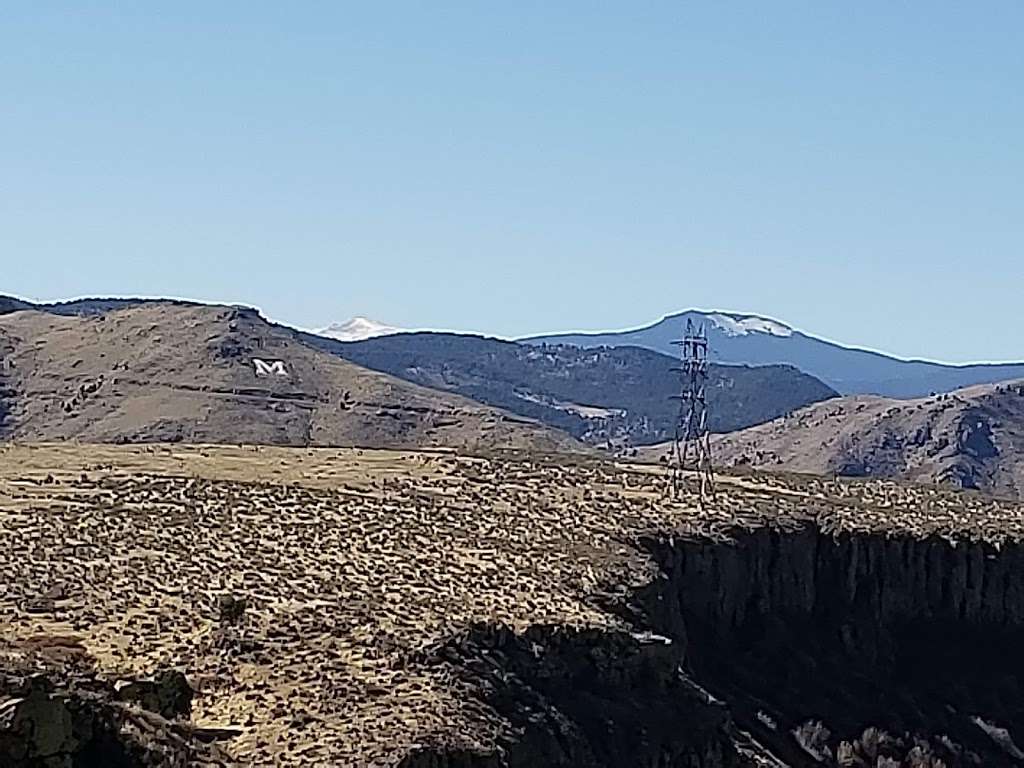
[654,380,1024,498]
[3,443,1024,766]
[0,663,230,767]
[310,331,836,448]
[0,304,577,453]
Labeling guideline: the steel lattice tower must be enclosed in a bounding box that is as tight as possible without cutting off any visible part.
[670,318,715,502]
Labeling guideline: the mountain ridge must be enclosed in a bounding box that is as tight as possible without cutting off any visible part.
[0,302,580,453]
[525,309,1024,398]
[8,295,1024,401]
[306,330,838,448]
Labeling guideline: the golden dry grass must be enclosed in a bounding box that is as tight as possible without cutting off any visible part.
[2,443,1023,766]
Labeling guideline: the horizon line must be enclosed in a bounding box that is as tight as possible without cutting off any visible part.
[4,291,1023,369]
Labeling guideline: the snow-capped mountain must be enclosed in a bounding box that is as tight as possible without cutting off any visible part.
[702,313,793,338]
[315,317,404,342]
[523,310,1024,398]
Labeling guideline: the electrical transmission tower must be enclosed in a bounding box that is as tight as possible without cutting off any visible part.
[670,318,715,502]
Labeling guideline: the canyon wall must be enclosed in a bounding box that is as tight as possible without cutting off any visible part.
[412,525,1024,767]
[646,527,1024,766]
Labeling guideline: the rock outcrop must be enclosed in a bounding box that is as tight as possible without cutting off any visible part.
[401,625,753,768]
[0,669,225,768]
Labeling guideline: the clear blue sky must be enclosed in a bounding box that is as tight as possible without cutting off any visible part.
[2,3,1022,362]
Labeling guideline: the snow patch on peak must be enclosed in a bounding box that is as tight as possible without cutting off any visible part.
[316,317,403,342]
[704,313,793,338]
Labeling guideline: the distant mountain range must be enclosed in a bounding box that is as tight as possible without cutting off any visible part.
[8,293,1024,496]
[306,331,837,447]
[0,296,838,451]
[9,294,1024,407]
[525,310,1024,399]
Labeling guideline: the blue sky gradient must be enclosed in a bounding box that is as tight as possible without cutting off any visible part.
[2,3,1022,361]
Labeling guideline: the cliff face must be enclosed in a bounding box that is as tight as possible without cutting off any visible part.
[647,528,1024,766]
[411,525,1024,767]
[401,626,753,768]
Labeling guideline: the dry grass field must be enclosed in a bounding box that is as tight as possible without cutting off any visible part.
[3,443,1024,765]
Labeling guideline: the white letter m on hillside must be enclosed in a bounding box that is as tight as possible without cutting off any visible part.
[253,359,289,377]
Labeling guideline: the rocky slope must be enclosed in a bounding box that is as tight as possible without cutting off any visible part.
[670,381,1024,498]
[0,665,230,767]
[4,444,1024,766]
[525,309,1024,398]
[308,331,836,448]
[0,304,578,453]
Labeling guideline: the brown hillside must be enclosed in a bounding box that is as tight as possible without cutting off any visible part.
[0,303,579,453]
[642,381,1024,497]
